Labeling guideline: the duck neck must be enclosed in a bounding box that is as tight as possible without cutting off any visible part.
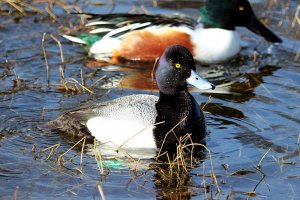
[157,80,188,95]
[154,90,202,151]
[158,89,190,101]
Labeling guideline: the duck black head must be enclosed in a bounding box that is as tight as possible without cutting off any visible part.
[155,45,215,95]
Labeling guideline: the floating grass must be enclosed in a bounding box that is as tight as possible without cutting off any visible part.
[57,136,86,166]
[41,143,61,160]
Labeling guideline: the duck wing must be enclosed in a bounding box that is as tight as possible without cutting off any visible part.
[47,95,158,137]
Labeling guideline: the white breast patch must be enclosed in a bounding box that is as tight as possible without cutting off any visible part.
[191,28,241,64]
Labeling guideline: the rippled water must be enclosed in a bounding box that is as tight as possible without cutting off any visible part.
[1,0,300,199]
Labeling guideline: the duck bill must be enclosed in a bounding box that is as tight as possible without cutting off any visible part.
[247,16,282,43]
[187,70,215,90]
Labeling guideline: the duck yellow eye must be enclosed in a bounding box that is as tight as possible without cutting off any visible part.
[175,63,181,69]
[239,6,244,11]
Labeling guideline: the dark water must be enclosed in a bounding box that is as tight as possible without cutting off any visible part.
[1,0,299,199]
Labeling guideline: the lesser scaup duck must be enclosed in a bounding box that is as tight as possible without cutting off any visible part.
[48,45,215,151]
[63,0,281,66]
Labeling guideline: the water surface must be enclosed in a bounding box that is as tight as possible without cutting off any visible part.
[0,0,299,199]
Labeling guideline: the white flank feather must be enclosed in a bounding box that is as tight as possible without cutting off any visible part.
[87,117,156,149]
[89,37,121,60]
[61,35,86,44]
[86,21,116,26]
[103,22,151,39]
[90,28,113,34]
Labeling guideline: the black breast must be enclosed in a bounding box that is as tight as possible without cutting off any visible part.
[153,91,206,151]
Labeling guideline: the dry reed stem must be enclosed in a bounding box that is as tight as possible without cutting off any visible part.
[292,5,300,27]
[184,142,221,193]
[14,185,19,200]
[56,1,83,14]
[152,0,158,7]
[152,132,220,193]
[151,115,221,193]
[59,65,65,83]
[50,34,65,64]
[116,149,142,173]
[46,144,60,160]
[2,0,90,19]
[40,143,61,160]
[97,183,106,200]
[117,121,165,150]
[93,140,105,176]
[56,182,90,196]
[6,0,25,14]
[254,166,270,192]
[41,33,50,84]
[57,136,86,165]
[46,2,57,20]
[50,34,65,83]
[252,172,266,192]
[257,148,271,169]
[89,75,106,88]
[201,95,213,110]
[151,57,159,90]
[31,144,36,152]
[41,143,60,153]
[80,69,84,86]
[18,1,43,13]
[80,137,86,166]
[64,78,95,94]
[202,162,208,200]
[253,49,259,65]
[157,116,188,157]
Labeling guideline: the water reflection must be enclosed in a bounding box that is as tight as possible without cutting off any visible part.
[205,102,288,153]
[203,103,245,119]
[91,56,281,105]
[233,132,287,153]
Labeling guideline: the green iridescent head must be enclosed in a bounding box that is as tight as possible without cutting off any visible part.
[200,0,282,43]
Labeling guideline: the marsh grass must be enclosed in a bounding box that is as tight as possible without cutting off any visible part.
[153,134,220,193]
[266,0,300,51]
[31,136,88,177]
[91,132,221,197]
[41,32,108,94]
[0,62,42,94]
[0,0,83,19]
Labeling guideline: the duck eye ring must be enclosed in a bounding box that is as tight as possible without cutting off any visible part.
[239,6,244,11]
[175,63,181,69]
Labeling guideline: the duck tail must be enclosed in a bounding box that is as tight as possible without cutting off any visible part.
[45,114,93,140]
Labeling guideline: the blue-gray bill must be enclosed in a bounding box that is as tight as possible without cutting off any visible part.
[186,70,215,90]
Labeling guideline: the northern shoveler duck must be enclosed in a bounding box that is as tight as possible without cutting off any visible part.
[63,0,282,66]
[48,45,215,151]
